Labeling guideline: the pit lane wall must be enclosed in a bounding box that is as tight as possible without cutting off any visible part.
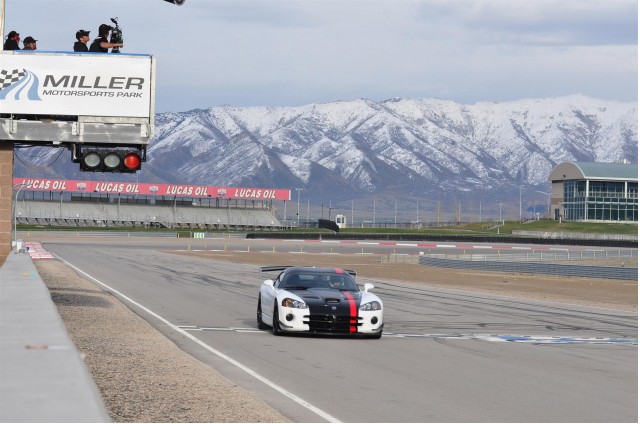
[0,252,109,422]
[247,232,638,248]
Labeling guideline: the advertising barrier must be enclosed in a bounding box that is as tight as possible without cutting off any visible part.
[12,178,291,201]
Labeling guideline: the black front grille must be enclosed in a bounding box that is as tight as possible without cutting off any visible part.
[304,314,362,333]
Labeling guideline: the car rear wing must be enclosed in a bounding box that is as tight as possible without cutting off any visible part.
[260,266,293,273]
[260,266,357,277]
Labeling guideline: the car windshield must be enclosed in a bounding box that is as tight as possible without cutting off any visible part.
[280,271,358,291]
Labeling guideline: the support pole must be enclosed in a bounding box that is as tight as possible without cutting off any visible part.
[0,142,14,261]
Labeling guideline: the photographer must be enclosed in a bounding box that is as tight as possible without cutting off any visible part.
[89,23,122,53]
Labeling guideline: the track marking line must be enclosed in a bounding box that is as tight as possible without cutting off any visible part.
[180,327,637,346]
[53,253,342,423]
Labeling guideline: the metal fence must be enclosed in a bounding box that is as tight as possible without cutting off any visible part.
[417,256,637,280]
[423,249,637,262]
[512,230,638,241]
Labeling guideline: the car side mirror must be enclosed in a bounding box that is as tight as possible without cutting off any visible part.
[363,283,374,292]
[263,279,275,288]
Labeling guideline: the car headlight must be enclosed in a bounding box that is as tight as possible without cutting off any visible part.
[360,301,381,311]
[282,298,308,309]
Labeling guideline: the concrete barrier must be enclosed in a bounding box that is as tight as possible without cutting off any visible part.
[0,252,109,422]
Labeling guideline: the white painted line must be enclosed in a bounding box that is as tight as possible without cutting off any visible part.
[53,253,342,424]
[471,245,493,249]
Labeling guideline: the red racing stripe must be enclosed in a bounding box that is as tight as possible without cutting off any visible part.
[343,292,357,333]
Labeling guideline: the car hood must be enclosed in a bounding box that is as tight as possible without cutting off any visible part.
[289,288,362,306]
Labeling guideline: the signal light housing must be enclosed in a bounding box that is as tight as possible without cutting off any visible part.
[73,147,144,173]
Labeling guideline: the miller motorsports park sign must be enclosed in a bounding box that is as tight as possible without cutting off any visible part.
[0,51,153,118]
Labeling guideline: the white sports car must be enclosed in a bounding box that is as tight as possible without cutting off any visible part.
[257,266,384,338]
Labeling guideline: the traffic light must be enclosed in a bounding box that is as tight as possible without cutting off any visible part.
[163,0,185,5]
[74,148,143,173]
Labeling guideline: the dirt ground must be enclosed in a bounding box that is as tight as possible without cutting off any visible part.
[31,251,638,422]
[35,259,289,423]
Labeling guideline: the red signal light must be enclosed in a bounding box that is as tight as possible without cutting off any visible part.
[123,152,141,171]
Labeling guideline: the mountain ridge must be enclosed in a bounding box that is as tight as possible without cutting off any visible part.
[14,94,637,216]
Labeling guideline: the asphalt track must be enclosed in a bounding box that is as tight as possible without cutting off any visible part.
[42,238,637,423]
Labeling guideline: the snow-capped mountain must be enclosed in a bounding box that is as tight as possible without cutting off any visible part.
[14,94,638,210]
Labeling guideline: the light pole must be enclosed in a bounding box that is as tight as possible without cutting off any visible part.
[394,200,397,227]
[372,199,375,225]
[173,196,177,227]
[351,200,354,227]
[295,188,302,227]
[519,185,522,220]
[12,183,27,251]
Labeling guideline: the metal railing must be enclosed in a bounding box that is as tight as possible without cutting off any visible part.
[418,256,637,280]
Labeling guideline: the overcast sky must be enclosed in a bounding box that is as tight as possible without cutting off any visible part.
[4,0,638,112]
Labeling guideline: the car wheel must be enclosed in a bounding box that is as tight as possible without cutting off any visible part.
[272,302,282,335]
[257,295,268,330]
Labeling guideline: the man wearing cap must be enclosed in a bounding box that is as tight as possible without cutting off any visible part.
[89,23,122,53]
[3,31,20,50]
[74,29,90,52]
[23,36,37,50]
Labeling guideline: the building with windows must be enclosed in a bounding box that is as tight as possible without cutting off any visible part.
[548,162,638,222]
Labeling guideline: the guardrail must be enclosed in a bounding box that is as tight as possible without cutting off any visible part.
[512,230,638,241]
[418,256,638,280]
[424,249,637,262]
[18,230,247,239]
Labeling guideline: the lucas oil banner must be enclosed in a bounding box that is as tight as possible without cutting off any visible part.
[12,178,292,201]
[0,51,153,117]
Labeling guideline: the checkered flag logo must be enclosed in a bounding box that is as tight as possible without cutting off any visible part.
[0,69,26,91]
[0,68,41,101]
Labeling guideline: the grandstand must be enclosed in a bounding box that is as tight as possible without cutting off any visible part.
[12,178,288,230]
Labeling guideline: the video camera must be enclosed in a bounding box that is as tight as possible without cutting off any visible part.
[109,17,123,53]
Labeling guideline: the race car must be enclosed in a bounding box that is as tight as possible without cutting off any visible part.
[257,266,383,338]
